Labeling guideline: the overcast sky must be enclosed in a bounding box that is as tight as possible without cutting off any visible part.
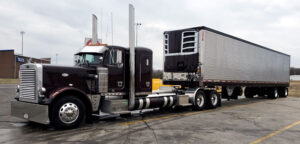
[0,0,300,69]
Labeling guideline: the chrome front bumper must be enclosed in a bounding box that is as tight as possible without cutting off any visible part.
[11,101,50,125]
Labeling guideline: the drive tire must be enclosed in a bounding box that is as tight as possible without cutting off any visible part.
[50,96,86,129]
[267,88,279,99]
[192,90,206,111]
[206,91,220,109]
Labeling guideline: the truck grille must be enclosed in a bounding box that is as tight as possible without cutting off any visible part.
[20,69,36,100]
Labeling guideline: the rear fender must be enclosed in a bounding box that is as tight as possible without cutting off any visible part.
[185,87,201,105]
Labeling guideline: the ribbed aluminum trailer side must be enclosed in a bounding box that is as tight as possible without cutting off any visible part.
[200,29,290,86]
[163,26,290,103]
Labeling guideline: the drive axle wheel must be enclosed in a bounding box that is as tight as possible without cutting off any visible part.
[206,91,220,109]
[192,91,206,111]
[51,96,86,129]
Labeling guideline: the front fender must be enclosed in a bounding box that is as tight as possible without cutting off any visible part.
[46,87,94,113]
[49,87,87,99]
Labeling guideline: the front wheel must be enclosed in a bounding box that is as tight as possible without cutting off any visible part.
[50,96,86,129]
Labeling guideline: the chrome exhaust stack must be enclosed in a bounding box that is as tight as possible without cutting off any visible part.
[91,14,98,45]
[128,4,135,110]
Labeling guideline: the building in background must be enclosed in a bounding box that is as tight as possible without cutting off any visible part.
[0,49,51,78]
[290,67,300,81]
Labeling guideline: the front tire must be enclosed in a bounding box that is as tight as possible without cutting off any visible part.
[50,96,86,129]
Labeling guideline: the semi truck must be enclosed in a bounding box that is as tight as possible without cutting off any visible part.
[11,4,290,129]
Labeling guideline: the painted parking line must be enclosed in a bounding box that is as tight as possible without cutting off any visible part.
[120,99,268,126]
[249,121,300,144]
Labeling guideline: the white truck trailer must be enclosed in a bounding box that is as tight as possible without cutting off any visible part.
[163,26,290,100]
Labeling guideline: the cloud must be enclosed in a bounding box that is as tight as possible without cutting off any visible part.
[0,0,299,68]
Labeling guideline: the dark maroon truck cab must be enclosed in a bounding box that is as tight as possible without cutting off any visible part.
[40,46,152,102]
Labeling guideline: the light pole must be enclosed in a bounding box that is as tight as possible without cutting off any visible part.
[136,23,141,46]
[56,53,58,64]
[20,31,25,56]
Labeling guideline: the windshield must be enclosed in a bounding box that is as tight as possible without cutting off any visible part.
[75,53,103,66]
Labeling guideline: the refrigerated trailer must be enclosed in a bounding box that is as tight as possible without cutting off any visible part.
[163,27,290,99]
[11,4,290,129]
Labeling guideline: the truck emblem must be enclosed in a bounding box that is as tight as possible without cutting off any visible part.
[62,73,69,77]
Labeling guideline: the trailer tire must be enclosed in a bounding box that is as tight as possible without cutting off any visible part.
[50,96,86,129]
[232,87,242,99]
[267,88,278,99]
[192,91,206,111]
[244,88,254,98]
[206,91,220,109]
[278,87,288,97]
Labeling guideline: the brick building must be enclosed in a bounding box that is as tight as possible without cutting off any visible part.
[0,49,51,78]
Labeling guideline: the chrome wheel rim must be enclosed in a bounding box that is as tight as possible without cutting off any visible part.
[285,89,288,96]
[211,94,218,106]
[196,94,204,107]
[59,102,79,124]
[274,89,278,98]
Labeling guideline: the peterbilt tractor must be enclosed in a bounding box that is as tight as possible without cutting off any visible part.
[11,4,290,129]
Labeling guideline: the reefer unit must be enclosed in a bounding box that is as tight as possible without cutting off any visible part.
[163,26,290,87]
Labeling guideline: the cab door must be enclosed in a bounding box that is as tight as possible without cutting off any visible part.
[105,49,125,92]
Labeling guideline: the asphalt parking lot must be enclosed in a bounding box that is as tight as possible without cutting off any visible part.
[1,84,300,144]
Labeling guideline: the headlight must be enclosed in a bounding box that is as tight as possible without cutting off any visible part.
[39,87,46,97]
[16,85,20,93]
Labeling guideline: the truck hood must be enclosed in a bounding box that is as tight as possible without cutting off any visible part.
[42,64,97,97]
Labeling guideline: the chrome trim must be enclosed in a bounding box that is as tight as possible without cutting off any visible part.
[59,102,79,124]
[101,92,126,96]
[185,87,201,105]
[169,96,173,107]
[97,67,108,93]
[129,4,136,110]
[11,100,49,124]
[88,94,101,111]
[162,97,168,107]
[19,64,43,103]
[138,99,143,109]
[136,92,152,96]
[145,98,150,108]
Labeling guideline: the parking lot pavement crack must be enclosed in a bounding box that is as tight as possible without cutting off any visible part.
[122,121,131,144]
[141,114,158,144]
